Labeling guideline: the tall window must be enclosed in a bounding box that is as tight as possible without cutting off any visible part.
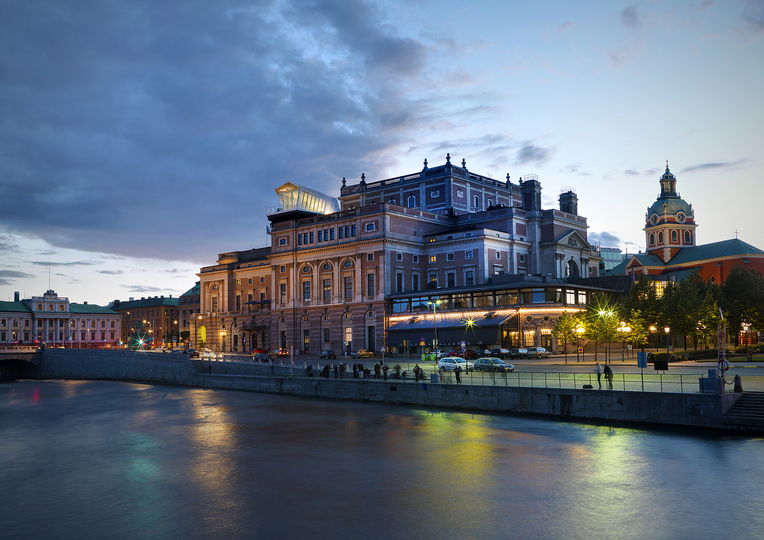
[367,273,375,297]
[303,281,311,302]
[658,231,664,243]
[344,277,353,299]
[650,233,655,245]
[323,328,330,343]
[466,270,474,285]
[323,279,331,301]
[412,274,419,291]
[280,283,287,304]
[396,272,404,293]
[212,297,218,312]
[474,196,479,210]
[235,295,241,311]
[671,230,677,242]
[447,272,455,288]
[408,195,416,208]
[684,231,691,243]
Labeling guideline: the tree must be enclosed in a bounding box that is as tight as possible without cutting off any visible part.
[624,273,661,329]
[721,265,764,343]
[584,292,622,363]
[626,309,649,352]
[552,311,579,363]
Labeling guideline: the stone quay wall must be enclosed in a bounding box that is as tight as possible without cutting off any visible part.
[20,349,740,430]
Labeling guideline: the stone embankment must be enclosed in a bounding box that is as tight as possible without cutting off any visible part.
[5,348,748,431]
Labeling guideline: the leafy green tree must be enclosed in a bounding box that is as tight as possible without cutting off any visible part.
[552,310,579,363]
[624,273,661,328]
[721,265,764,343]
[626,309,649,352]
[584,292,622,363]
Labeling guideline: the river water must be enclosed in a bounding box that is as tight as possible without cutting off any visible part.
[1,380,763,540]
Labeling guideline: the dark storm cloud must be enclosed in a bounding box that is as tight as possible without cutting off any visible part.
[743,0,764,34]
[0,270,36,279]
[620,6,641,29]
[0,0,438,263]
[680,159,746,172]
[30,260,99,267]
[588,231,621,247]
[515,144,553,165]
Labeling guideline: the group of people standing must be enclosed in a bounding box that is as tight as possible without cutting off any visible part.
[595,362,613,389]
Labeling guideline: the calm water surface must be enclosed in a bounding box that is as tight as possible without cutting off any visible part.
[1,380,763,540]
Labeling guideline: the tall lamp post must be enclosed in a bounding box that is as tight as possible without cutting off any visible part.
[664,326,671,361]
[649,325,657,352]
[427,300,441,356]
[575,325,585,362]
[617,322,631,362]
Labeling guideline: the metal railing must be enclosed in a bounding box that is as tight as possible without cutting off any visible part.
[197,354,733,394]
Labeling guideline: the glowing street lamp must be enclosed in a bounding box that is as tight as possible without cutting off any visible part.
[617,322,631,362]
[664,326,671,361]
[575,325,585,362]
[427,300,441,354]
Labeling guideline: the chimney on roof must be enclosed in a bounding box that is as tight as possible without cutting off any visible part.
[114,299,120,305]
[84,301,88,305]
[129,297,134,301]
[141,297,145,300]
[14,291,20,302]
[160,295,164,298]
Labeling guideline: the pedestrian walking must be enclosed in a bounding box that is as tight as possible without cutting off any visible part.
[383,364,389,380]
[339,363,345,379]
[414,364,421,382]
[374,362,381,379]
[454,365,462,384]
[603,363,613,390]
[595,362,602,389]
[393,364,402,380]
[333,363,338,379]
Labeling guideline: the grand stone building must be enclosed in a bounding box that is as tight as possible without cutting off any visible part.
[0,290,121,349]
[195,156,606,355]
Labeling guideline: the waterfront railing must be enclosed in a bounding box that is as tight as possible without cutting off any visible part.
[197,353,741,394]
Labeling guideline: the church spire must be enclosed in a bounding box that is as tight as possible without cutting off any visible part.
[659,161,677,197]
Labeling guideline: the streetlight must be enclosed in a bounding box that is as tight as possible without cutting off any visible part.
[220,327,226,356]
[617,322,631,362]
[664,326,670,361]
[575,325,585,362]
[649,325,657,352]
[427,300,441,357]
[598,309,615,363]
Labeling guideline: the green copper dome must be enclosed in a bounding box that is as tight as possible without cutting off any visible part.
[646,164,693,220]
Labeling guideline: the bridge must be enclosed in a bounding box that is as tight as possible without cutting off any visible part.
[0,350,40,380]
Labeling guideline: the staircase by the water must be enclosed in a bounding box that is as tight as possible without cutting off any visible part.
[723,392,764,428]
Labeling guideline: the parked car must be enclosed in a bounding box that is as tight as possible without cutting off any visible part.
[319,350,336,359]
[253,353,270,362]
[507,348,528,359]
[438,356,474,372]
[269,348,289,358]
[351,349,374,358]
[447,349,479,359]
[490,348,510,359]
[187,349,199,358]
[526,347,550,359]
[432,350,445,359]
[251,348,268,355]
[473,357,514,372]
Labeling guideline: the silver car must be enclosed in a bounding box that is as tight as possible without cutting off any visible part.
[526,347,550,359]
[473,357,514,372]
[437,356,474,372]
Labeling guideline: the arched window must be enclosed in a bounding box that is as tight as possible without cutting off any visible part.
[388,198,396,205]
[684,231,691,243]
[474,196,479,210]
[565,259,580,277]
[671,230,677,242]
[658,231,664,243]
[649,233,655,245]
[407,195,416,208]
[487,198,493,207]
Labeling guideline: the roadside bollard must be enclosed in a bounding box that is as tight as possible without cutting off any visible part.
[734,374,743,393]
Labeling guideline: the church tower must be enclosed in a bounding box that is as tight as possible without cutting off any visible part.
[644,162,697,263]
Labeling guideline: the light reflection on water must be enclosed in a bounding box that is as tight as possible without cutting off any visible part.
[1,380,763,540]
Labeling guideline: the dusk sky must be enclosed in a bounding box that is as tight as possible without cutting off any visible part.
[2,0,763,306]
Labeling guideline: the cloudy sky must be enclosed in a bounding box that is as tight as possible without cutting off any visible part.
[1,0,763,306]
